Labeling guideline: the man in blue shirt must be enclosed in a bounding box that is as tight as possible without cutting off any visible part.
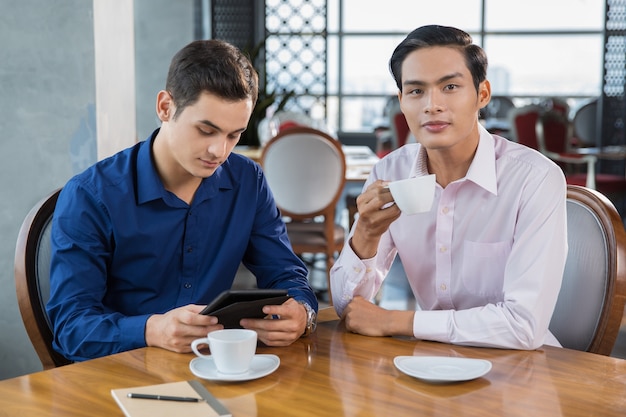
[47,39,318,362]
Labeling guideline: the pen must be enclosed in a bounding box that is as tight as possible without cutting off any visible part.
[127,393,200,402]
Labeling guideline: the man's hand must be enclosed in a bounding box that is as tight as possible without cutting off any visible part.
[240,297,307,346]
[351,180,401,258]
[145,304,223,353]
[342,296,414,337]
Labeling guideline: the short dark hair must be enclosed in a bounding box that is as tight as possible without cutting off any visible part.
[165,39,259,119]
[389,25,488,93]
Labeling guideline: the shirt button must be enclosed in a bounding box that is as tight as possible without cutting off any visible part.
[365,267,372,273]
[442,206,449,214]
[440,283,447,291]
[439,246,447,253]
[184,282,192,289]
[353,267,362,273]
[186,246,193,253]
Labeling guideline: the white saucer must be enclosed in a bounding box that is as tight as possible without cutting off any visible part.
[189,354,280,382]
[394,356,492,383]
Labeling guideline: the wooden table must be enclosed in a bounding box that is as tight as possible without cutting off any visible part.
[2,308,625,416]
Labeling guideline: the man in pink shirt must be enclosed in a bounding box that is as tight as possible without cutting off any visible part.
[331,25,567,350]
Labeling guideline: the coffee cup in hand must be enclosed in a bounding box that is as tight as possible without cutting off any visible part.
[388,174,436,215]
[191,328,257,374]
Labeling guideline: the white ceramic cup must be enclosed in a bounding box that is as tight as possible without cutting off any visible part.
[387,174,436,215]
[191,329,257,374]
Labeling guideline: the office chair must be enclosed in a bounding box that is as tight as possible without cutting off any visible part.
[14,188,72,369]
[261,127,347,303]
[548,185,626,355]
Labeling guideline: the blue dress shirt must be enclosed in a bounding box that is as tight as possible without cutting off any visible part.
[47,130,316,361]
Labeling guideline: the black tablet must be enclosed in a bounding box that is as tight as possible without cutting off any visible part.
[199,289,291,328]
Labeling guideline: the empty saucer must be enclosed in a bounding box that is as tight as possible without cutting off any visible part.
[394,356,492,383]
[189,354,280,382]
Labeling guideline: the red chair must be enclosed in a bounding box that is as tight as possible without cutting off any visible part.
[378,100,411,158]
[392,112,410,148]
[536,110,626,196]
[508,105,544,149]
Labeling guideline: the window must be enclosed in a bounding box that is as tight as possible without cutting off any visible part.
[267,0,605,132]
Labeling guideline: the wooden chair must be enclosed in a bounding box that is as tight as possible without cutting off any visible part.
[261,127,347,303]
[548,185,626,355]
[14,188,72,369]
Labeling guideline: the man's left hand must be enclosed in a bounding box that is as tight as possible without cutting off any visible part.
[342,296,414,337]
[240,297,307,346]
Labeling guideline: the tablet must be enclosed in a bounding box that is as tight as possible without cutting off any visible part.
[199,289,291,329]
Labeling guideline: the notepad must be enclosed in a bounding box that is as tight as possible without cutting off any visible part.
[111,380,231,417]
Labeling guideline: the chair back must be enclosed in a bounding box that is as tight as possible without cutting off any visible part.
[391,112,410,148]
[386,99,410,150]
[548,185,626,355]
[572,99,599,147]
[536,110,573,155]
[261,126,346,219]
[14,188,71,369]
[508,105,543,149]
[540,97,570,116]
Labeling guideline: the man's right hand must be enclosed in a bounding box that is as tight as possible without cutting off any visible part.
[350,180,401,259]
[145,304,223,353]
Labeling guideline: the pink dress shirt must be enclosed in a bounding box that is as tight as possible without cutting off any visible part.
[331,125,568,350]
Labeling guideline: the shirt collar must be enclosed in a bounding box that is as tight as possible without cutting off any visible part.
[465,124,498,196]
[136,129,236,206]
[137,130,164,204]
[414,124,497,195]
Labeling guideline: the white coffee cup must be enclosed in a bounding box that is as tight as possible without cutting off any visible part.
[191,329,257,374]
[388,174,436,215]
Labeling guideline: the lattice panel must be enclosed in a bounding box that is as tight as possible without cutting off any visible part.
[265,0,327,117]
[211,0,256,51]
[601,0,626,152]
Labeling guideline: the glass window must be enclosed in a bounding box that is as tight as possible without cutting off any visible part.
[339,96,390,131]
[269,0,606,132]
[334,35,403,95]
[336,0,482,32]
[485,35,604,96]
[485,0,604,31]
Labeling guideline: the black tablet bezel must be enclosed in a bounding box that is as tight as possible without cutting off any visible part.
[198,289,291,328]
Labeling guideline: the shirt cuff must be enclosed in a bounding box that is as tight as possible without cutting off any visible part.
[119,314,152,349]
[412,310,452,342]
[332,244,380,313]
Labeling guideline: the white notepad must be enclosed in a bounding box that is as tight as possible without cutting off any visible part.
[111,380,231,417]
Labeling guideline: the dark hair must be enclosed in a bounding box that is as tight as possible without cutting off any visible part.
[389,25,488,93]
[165,39,259,119]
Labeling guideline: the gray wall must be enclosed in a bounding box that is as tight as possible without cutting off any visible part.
[134,0,195,140]
[0,0,194,380]
[0,0,96,379]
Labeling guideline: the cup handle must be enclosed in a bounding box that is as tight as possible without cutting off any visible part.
[191,338,211,358]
